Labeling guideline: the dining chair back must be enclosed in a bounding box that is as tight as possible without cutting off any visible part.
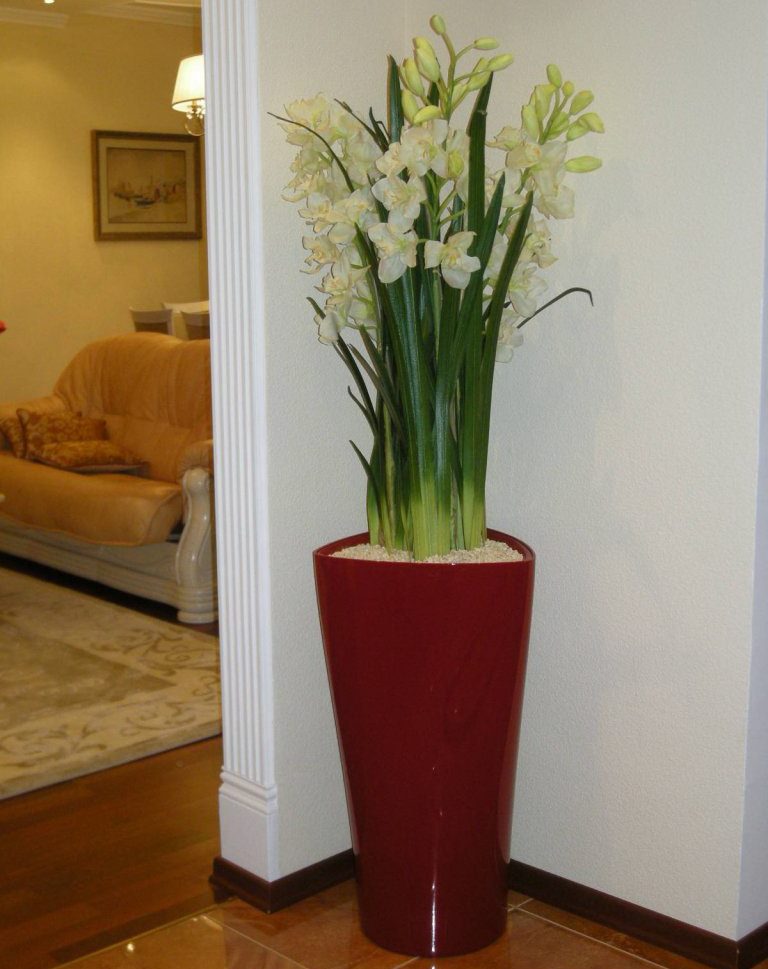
[181,310,210,341]
[130,308,174,335]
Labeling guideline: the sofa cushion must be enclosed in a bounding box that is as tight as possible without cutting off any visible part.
[53,334,212,484]
[35,440,145,474]
[18,409,107,460]
[0,452,182,546]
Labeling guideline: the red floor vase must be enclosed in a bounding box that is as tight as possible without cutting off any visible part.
[313,529,535,957]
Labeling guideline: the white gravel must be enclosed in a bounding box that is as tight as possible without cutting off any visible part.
[332,539,523,564]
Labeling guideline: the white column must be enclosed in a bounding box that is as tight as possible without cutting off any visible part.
[202,0,279,880]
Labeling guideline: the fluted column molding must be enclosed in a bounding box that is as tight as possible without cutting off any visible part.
[202,0,279,879]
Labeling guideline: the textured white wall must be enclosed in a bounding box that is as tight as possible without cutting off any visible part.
[256,0,407,874]
[405,0,768,939]
[216,0,768,938]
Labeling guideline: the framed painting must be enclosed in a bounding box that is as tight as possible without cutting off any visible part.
[91,130,202,241]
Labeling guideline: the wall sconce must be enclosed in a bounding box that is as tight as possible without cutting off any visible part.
[172,54,205,136]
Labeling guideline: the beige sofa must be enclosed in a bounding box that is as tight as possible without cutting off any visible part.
[0,333,216,623]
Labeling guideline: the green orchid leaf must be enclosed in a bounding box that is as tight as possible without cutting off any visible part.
[387,55,404,144]
[517,286,594,329]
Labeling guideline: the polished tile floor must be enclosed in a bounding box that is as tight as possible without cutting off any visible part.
[61,880,764,969]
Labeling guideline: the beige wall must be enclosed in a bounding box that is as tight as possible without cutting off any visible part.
[0,13,206,400]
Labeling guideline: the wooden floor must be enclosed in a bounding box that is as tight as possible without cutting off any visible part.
[0,736,223,968]
[0,550,222,967]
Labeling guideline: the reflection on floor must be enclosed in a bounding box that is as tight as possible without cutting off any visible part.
[60,880,767,969]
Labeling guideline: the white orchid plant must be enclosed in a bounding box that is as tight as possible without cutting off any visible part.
[275,15,603,560]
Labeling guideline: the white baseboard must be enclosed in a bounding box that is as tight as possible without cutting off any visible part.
[218,769,280,881]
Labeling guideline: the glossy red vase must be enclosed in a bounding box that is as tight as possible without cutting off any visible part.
[313,529,535,957]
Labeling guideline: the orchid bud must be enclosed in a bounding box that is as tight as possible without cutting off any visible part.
[474,36,500,50]
[565,155,602,173]
[414,39,441,82]
[402,90,419,122]
[548,110,570,137]
[451,80,468,103]
[566,119,588,141]
[430,14,447,35]
[521,103,539,139]
[465,70,491,92]
[562,80,574,97]
[580,111,605,132]
[446,150,465,179]
[487,53,514,72]
[569,90,594,114]
[546,63,562,87]
[402,57,426,97]
[534,83,556,120]
[413,104,443,124]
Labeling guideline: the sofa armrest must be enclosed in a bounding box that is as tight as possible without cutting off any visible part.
[176,467,215,616]
[177,438,214,480]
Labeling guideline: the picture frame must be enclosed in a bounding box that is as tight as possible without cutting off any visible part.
[91,130,202,241]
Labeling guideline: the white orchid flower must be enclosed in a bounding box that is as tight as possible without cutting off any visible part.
[424,231,481,290]
[281,95,335,151]
[314,308,344,344]
[349,277,376,329]
[285,94,331,131]
[518,142,574,220]
[496,310,525,362]
[505,140,545,170]
[371,174,427,232]
[298,192,336,231]
[431,128,469,181]
[521,219,556,268]
[301,234,339,273]
[484,232,509,292]
[280,95,332,149]
[367,222,418,283]
[319,252,369,320]
[327,104,362,143]
[506,263,547,318]
[282,170,316,202]
[485,169,526,211]
[487,126,523,152]
[376,142,407,178]
[530,142,567,183]
[534,184,575,219]
[327,188,377,245]
[395,120,448,177]
[291,144,330,177]
[343,129,383,186]
[280,123,322,150]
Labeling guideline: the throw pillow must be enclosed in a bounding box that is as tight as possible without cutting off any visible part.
[0,415,25,458]
[17,410,107,461]
[35,440,147,474]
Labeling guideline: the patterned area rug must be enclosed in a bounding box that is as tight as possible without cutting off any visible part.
[0,566,220,799]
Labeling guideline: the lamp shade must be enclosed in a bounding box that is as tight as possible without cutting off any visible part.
[172,54,205,112]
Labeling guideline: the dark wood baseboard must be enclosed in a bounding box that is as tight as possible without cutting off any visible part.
[740,920,768,969]
[210,850,355,914]
[508,859,768,969]
[211,850,768,969]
